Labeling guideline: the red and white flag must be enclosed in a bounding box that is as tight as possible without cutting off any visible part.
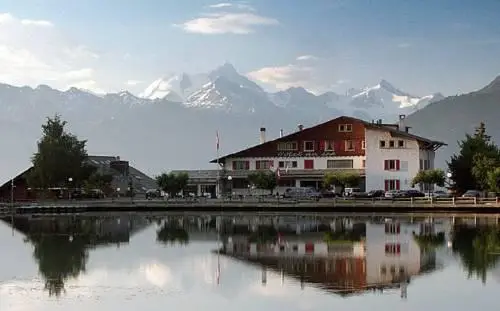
[216,131,220,151]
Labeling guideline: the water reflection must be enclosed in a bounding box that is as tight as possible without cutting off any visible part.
[0,213,500,307]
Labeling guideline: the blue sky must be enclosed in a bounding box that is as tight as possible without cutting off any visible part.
[1,0,500,96]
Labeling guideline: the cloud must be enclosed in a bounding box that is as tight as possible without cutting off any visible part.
[0,12,100,92]
[177,5,278,35]
[208,2,255,11]
[296,55,318,61]
[126,80,143,86]
[248,64,315,90]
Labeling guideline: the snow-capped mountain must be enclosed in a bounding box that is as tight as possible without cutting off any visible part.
[140,65,443,120]
[0,63,447,183]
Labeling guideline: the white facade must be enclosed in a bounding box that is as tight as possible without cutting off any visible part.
[365,128,436,191]
[364,222,440,285]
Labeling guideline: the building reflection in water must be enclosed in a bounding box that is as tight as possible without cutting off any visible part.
[217,216,444,298]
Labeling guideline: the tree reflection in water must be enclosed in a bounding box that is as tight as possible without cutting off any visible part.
[156,221,189,245]
[452,225,500,284]
[28,233,89,296]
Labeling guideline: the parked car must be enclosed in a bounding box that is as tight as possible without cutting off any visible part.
[462,190,481,198]
[367,190,386,198]
[384,190,405,198]
[425,190,451,198]
[146,189,162,199]
[283,187,322,201]
[320,189,336,198]
[403,190,425,198]
[344,187,362,197]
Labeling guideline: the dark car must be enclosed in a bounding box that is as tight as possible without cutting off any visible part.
[404,190,425,198]
[320,189,336,198]
[462,190,481,198]
[367,190,385,198]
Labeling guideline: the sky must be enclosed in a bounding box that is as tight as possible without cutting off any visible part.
[1,0,500,96]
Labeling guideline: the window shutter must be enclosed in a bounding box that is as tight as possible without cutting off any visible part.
[396,244,401,254]
[396,160,400,171]
[385,223,389,233]
[396,180,400,190]
[396,224,401,234]
[245,161,250,170]
[256,161,260,170]
[384,160,389,170]
[232,161,236,170]
[334,141,342,152]
[384,180,389,191]
[319,140,325,151]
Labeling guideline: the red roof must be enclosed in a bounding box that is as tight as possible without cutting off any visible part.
[210,116,446,163]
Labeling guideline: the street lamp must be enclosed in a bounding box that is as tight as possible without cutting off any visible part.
[227,176,233,198]
[68,177,73,200]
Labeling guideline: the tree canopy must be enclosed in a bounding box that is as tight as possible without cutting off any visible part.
[247,171,277,194]
[156,172,189,197]
[323,171,362,193]
[448,122,500,193]
[28,115,93,189]
[411,169,446,193]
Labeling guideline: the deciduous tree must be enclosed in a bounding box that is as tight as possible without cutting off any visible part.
[323,171,362,194]
[248,171,277,194]
[156,172,189,198]
[411,169,446,194]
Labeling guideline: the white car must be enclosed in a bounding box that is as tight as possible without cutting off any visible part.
[425,190,451,198]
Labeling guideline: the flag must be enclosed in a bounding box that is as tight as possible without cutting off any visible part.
[216,131,220,151]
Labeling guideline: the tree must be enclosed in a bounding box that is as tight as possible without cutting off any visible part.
[448,122,500,194]
[156,172,189,198]
[487,167,500,193]
[84,172,114,195]
[28,115,91,190]
[247,171,277,194]
[411,169,446,194]
[323,171,362,194]
[472,154,499,192]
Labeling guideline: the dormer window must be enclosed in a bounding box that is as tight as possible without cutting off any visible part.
[338,124,353,132]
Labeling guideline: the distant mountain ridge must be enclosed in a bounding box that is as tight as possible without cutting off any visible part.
[138,63,444,120]
[3,62,493,186]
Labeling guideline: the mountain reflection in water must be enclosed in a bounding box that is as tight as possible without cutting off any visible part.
[1,213,500,302]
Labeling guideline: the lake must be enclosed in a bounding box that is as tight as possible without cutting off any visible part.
[1,213,499,310]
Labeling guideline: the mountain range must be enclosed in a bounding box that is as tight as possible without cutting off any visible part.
[0,63,497,184]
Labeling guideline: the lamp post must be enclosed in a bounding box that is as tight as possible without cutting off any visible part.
[10,178,14,209]
[227,176,232,199]
[68,177,73,200]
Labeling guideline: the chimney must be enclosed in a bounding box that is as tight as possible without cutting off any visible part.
[298,124,304,131]
[279,129,284,138]
[398,114,406,132]
[260,127,266,144]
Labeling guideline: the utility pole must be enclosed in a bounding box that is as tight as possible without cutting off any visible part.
[10,178,14,209]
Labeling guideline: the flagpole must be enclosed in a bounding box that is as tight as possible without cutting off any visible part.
[216,131,220,199]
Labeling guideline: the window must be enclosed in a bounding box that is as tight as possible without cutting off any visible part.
[304,159,314,169]
[384,159,400,171]
[384,179,401,191]
[338,124,352,132]
[324,140,334,151]
[278,161,297,168]
[379,140,386,148]
[255,160,273,170]
[362,140,366,149]
[303,141,315,151]
[232,161,250,170]
[362,160,366,168]
[385,223,401,234]
[345,140,354,151]
[389,140,395,148]
[327,159,353,169]
[398,140,405,148]
[385,243,401,255]
[277,141,298,151]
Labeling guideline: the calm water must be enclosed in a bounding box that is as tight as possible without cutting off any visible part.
[1,213,499,310]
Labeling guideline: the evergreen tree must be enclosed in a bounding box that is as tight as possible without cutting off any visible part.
[28,115,92,189]
[447,122,500,193]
